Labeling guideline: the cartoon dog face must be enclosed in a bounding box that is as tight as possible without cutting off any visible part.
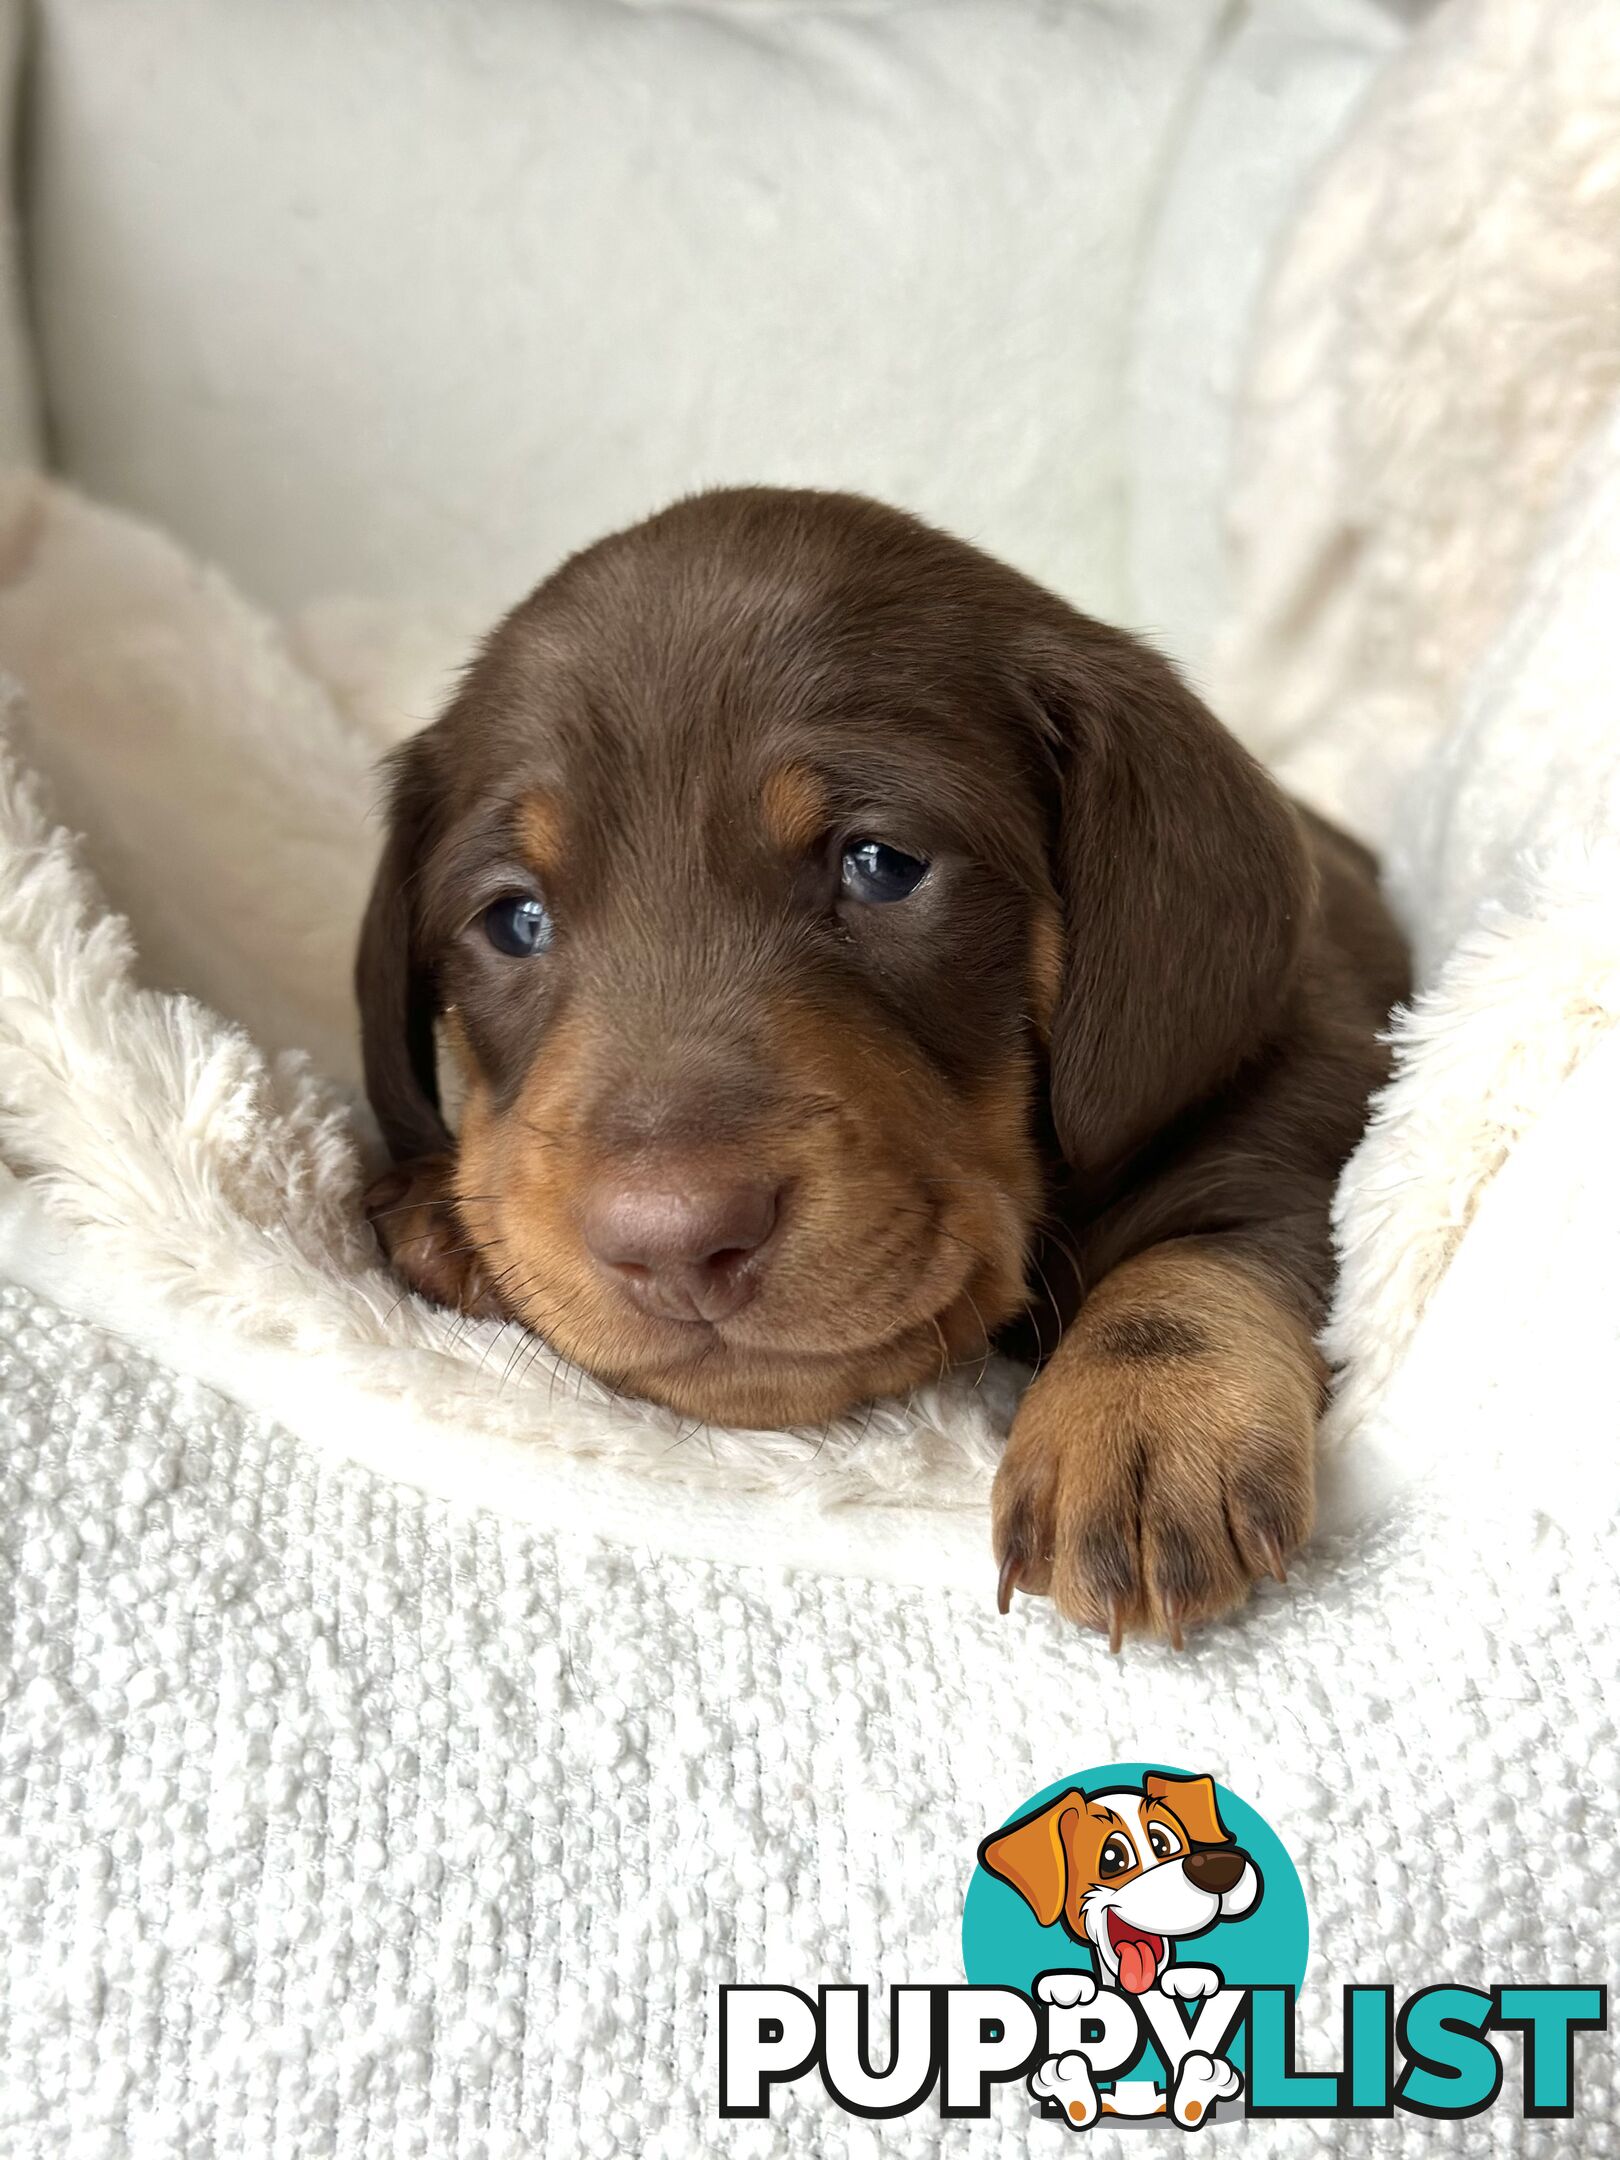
[979,1773,1260,1994]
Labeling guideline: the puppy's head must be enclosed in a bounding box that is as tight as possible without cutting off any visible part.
[980,1774,1260,1993]
[358,489,1309,1426]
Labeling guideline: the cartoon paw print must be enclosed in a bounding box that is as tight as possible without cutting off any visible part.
[1160,1965,1221,2002]
[1035,1971,1098,2010]
[1031,2051,1101,2130]
[1171,2051,1242,2128]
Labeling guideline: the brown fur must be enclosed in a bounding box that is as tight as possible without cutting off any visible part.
[356,486,1408,1638]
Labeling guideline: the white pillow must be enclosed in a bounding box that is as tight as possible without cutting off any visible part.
[26,0,1225,622]
[1127,0,1423,676]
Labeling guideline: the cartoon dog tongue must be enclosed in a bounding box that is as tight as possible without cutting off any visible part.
[1109,1919,1164,1994]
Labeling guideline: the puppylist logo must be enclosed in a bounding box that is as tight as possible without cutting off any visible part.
[720,1763,1607,2132]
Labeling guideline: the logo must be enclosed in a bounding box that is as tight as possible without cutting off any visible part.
[719,1762,1606,2132]
[962,1764,1304,2127]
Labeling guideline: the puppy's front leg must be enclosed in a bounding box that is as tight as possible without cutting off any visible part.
[364,1155,508,1320]
[992,1239,1324,1644]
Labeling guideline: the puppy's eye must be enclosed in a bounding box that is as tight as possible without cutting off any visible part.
[482,894,553,957]
[1147,1823,1180,1860]
[839,839,929,904]
[1099,1835,1135,1878]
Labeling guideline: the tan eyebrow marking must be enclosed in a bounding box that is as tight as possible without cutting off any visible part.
[518,790,564,881]
[761,762,828,853]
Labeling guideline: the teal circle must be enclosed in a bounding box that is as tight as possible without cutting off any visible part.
[962,1761,1308,1998]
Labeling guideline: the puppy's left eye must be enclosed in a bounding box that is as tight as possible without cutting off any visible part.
[839,839,929,904]
[483,894,553,957]
[1147,1823,1181,1860]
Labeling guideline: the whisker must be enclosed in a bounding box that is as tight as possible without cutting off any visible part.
[1038,1221,1088,1305]
[958,1287,994,1390]
[928,1317,952,1385]
[388,1232,506,1260]
[366,1192,501,1223]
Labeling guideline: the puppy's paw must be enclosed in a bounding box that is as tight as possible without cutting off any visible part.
[993,1243,1321,1644]
[364,1156,507,1319]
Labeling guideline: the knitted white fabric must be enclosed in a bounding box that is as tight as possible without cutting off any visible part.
[1,1277,1615,2160]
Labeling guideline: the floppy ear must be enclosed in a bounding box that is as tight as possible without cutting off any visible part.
[356,739,451,1162]
[978,1790,1085,1927]
[1021,616,1314,1176]
[1144,1772,1232,1849]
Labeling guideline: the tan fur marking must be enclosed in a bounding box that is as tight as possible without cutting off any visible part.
[421,988,1043,1430]
[518,790,565,881]
[760,763,828,854]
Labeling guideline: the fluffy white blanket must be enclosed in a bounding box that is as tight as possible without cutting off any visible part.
[0,4,1618,2147]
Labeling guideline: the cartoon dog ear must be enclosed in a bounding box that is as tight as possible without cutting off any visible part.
[978,1791,1087,1928]
[1144,1773,1233,1849]
[1019,612,1314,1177]
[356,736,452,1162]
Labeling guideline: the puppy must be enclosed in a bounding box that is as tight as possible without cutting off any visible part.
[357,487,1407,1641]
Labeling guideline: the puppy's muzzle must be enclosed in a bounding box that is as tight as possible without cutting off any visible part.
[579,1158,783,1323]
[1182,1847,1248,1897]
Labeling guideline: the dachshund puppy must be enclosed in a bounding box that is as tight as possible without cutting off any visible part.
[358,488,1407,1643]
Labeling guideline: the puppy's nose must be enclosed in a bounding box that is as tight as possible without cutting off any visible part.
[1182,1847,1247,1896]
[580,1172,781,1322]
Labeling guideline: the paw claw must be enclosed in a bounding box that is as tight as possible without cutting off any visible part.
[1259,1531,1289,1586]
[992,1338,1315,1644]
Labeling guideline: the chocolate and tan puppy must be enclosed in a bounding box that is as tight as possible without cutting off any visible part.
[358,488,1407,1644]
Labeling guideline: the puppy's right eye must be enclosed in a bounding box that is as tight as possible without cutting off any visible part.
[483,894,553,957]
[1099,1835,1135,1878]
[839,839,930,904]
